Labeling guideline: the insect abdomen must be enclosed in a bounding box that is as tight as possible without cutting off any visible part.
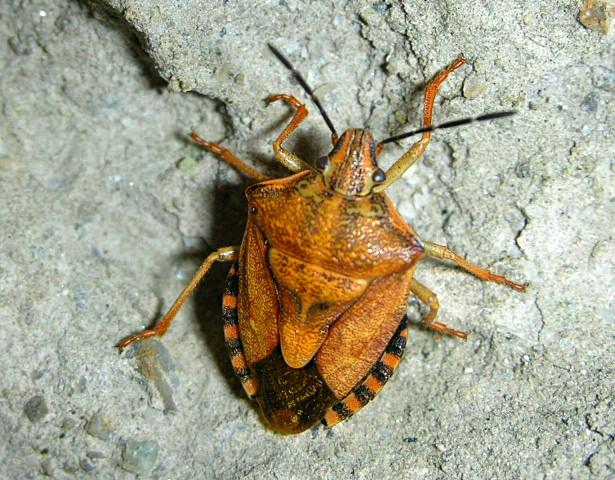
[253,350,336,434]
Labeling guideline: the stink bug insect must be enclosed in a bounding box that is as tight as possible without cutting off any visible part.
[119,44,526,434]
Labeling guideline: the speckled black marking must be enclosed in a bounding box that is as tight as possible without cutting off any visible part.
[222,266,239,326]
[385,333,407,357]
[223,262,257,391]
[225,338,243,357]
[222,304,238,326]
[384,315,408,357]
[371,361,393,384]
[234,367,252,383]
[353,384,375,406]
[332,401,353,420]
[224,267,239,296]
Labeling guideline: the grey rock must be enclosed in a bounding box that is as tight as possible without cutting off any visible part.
[79,457,96,472]
[86,413,113,441]
[121,439,160,475]
[23,395,49,422]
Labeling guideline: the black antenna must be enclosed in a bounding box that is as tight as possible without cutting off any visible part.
[379,110,516,145]
[268,43,338,139]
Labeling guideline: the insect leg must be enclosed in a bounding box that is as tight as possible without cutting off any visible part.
[266,94,313,172]
[117,246,240,351]
[189,133,269,181]
[423,241,527,292]
[322,317,409,428]
[410,279,468,340]
[373,56,466,191]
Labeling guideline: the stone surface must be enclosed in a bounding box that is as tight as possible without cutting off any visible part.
[121,439,160,475]
[1,0,613,478]
[23,395,49,423]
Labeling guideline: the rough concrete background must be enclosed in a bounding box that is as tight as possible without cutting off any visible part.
[1,0,613,478]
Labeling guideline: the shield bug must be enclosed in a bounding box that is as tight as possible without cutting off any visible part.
[118,44,526,434]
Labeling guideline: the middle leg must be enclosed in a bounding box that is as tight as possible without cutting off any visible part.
[189,132,268,181]
[423,241,527,292]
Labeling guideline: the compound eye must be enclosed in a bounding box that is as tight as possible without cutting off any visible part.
[372,168,386,184]
[316,156,329,171]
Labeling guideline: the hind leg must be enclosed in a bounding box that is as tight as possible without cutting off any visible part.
[410,278,468,340]
[117,246,239,351]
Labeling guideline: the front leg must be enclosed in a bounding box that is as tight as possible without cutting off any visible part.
[266,94,312,172]
[373,56,466,192]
